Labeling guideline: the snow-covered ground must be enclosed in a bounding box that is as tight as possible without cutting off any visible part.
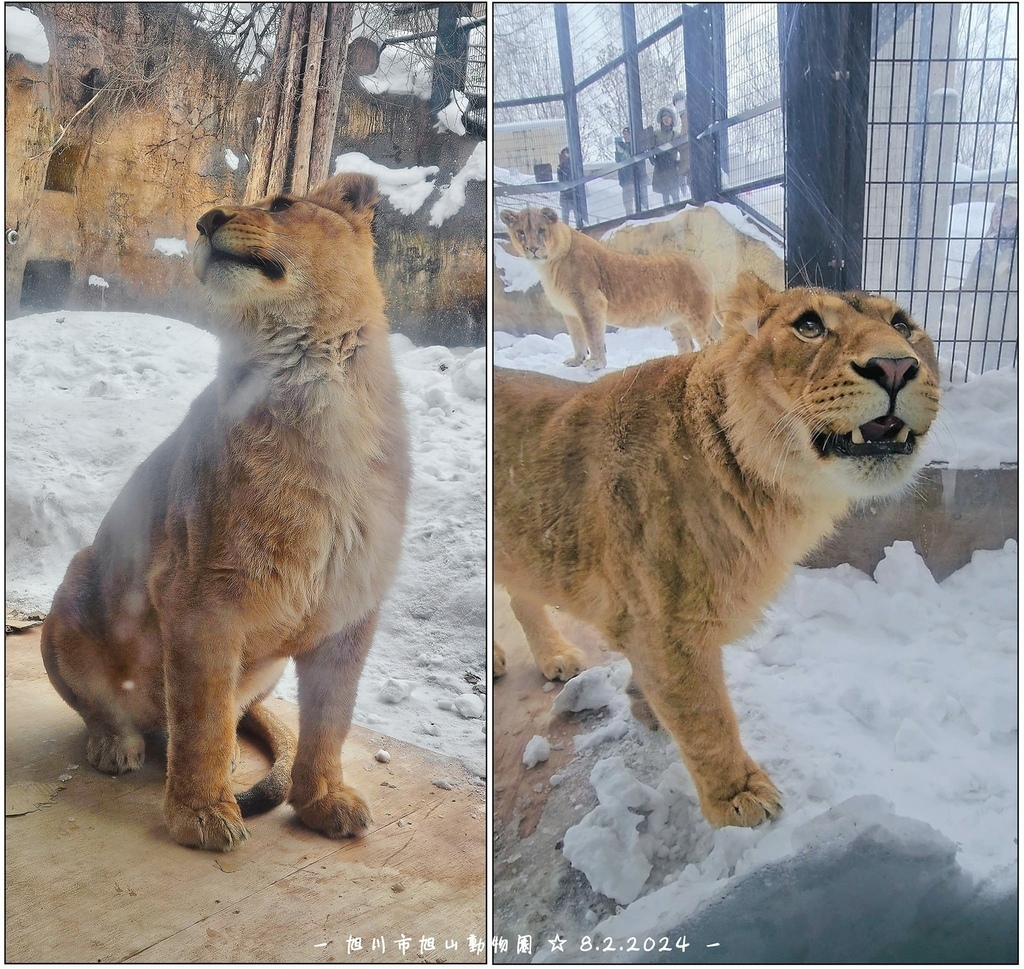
[5,311,486,779]
[493,328,1017,961]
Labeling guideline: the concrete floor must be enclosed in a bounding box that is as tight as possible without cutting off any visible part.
[5,627,486,964]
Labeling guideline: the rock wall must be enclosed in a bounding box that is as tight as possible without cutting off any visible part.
[5,3,486,346]
[492,205,785,337]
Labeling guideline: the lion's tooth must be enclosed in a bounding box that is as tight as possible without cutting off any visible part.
[895,424,911,443]
[850,427,865,445]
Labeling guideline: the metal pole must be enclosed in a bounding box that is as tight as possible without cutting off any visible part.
[621,3,647,214]
[780,3,871,289]
[554,3,588,226]
[682,3,723,204]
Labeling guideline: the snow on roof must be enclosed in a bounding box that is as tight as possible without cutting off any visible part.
[5,6,49,64]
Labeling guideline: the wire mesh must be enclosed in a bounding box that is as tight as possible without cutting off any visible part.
[863,2,1018,379]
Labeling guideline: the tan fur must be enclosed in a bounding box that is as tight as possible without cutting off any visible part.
[494,274,940,828]
[40,173,410,850]
[500,206,716,370]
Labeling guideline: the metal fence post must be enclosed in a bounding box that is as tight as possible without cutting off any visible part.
[780,3,872,290]
[554,3,588,226]
[430,3,471,117]
[682,3,727,205]
[620,3,648,214]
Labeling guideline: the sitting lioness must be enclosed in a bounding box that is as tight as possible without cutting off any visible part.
[500,206,715,369]
[494,273,940,828]
[40,173,410,850]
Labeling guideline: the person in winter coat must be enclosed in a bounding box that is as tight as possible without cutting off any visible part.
[556,147,584,227]
[651,106,681,206]
[672,90,691,192]
[614,126,645,216]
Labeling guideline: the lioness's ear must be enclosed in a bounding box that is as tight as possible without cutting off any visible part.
[539,207,560,224]
[500,209,518,228]
[307,173,380,225]
[722,271,775,336]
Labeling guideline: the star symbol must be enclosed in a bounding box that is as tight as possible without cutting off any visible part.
[547,935,566,952]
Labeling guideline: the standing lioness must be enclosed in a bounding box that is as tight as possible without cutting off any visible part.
[500,206,715,369]
[495,273,940,828]
[41,173,410,850]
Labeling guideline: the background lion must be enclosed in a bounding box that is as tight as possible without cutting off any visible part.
[500,206,716,369]
[494,273,940,828]
[40,172,410,851]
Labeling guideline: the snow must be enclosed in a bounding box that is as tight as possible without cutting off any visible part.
[523,736,551,769]
[494,321,1017,958]
[358,43,431,100]
[87,275,108,289]
[5,6,49,64]
[224,148,240,171]
[5,311,485,778]
[429,141,486,227]
[153,238,189,258]
[333,152,438,216]
[435,89,470,137]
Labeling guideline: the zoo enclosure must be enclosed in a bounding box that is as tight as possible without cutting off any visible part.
[493,2,1018,380]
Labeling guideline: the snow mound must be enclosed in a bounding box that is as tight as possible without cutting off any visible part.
[6,6,49,63]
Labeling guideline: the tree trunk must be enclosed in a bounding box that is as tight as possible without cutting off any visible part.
[309,3,353,189]
[244,2,352,203]
[244,4,293,203]
[290,3,328,196]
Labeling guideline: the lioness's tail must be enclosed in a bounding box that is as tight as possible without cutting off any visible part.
[235,702,298,817]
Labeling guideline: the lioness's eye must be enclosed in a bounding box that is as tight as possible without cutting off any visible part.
[891,311,913,338]
[538,227,546,238]
[517,230,526,240]
[269,197,293,213]
[792,311,825,338]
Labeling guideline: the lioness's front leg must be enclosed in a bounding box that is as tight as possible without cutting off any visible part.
[576,294,609,370]
[509,595,586,681]
[562,314,589,367]
[162,619,248,851]
[289,612,377,838]
[629,643,780,828]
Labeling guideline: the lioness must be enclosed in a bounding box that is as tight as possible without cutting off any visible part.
[494,273,940,828]
[40,173,410,850]
[500,206,715,370]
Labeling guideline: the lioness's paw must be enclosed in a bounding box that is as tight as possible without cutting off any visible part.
[702,770,781,829]
[86,731,145,775]
[582,357,606,371]
[296,785,372,839]
[164,793,249,851]
[562,354,586,367]
[493,641,507,678]
[537,644,587,682]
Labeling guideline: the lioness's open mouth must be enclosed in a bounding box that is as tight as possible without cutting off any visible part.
[813,415,916,458]
[209,247,286,281]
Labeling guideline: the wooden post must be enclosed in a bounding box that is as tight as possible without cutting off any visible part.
[266,2,309,198]
[309,3,353,189]
[290,3,329,197]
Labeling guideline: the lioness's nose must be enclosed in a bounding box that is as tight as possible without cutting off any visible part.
[853,356,919,394]
[196,209,233,237]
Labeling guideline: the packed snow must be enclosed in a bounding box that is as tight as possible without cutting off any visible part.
[430,141,486,227]
[493,323,1017,961]
[333,151,438,216]
[435,89,470,137]
[5,311,486,778]
[5,6,49,64]
[358,43,431,101]
[224,148,240,171]
[153,237,189,259]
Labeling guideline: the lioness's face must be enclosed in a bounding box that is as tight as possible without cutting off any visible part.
[192,173,379,312]
[726,273,941,499]
[500,207,567,261]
